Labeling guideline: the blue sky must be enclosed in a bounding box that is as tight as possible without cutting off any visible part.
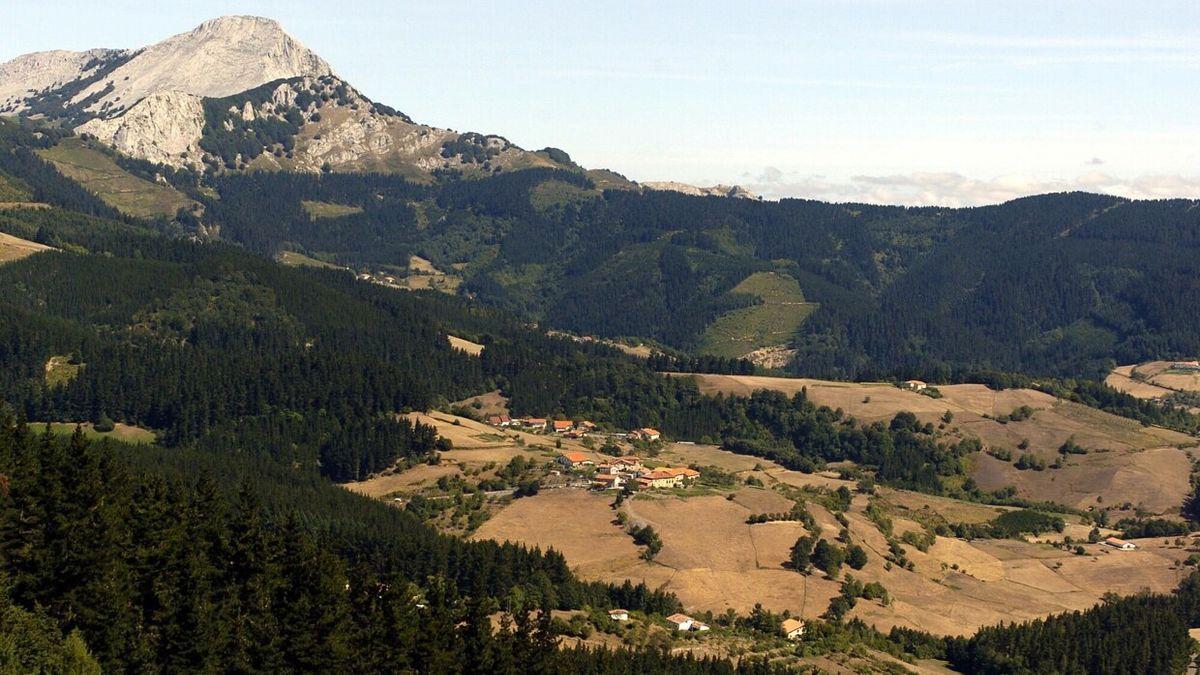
[4,0,1200,205]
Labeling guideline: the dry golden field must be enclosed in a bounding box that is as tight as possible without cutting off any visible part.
[348,405,1197,639]
[0,231,52,264]
[675,373,1198,514]
[471,476,1193,636]
[1108,362,1200,414]
[448,335,484,356]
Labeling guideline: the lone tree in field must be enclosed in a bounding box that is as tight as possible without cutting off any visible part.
[812,539,846,578]
[629,524,663,560]
[847,544,868,570]
[789,535,816,573]
[1183,482,1200,523]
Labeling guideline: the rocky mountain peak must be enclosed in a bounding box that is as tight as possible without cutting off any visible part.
[71,15,333,114]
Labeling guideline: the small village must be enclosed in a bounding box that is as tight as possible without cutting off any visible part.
[484,415,701,492]
[482,414,757,637]
[602,607,806,641]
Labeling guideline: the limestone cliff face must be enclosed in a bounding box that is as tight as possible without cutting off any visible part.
[0,16,573,180]
[77,91,206,168]
[641,181,759,199]
[0,48,127,114]
[73,16,332,113]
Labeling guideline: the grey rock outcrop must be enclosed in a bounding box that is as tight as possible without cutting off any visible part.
[77,91,206,168]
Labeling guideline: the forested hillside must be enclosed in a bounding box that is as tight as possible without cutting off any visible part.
[0,420,749,672]
[0,120,733,672]
[104,134,1200,381]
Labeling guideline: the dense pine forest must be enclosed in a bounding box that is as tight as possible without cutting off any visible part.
[0,420,749,672]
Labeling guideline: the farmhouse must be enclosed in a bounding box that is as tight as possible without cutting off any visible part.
[592,473,624,490]
[903,379,928,391]
[634,467,701,490]
[608,609,630,621]
[552,420,574,434]
[627,427,662,442]
[1104,537,1137,551]
[557,451,594,469]
[1172,361,1200,371]
[660,467,700,482]
[522,418,548,431]
[781,618,805,639]
[612,456,645,473]
[665,613,694,631]
[637,472,679,490]
[486,414,511,427]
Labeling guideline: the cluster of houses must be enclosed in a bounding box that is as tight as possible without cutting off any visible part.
[484,414,664,444]
[555,453,700,491]
[607,609,709,633]
[609,610,804,639]
[627,427,661,442]
[1171,361,1200,372]
[486,415,598,438]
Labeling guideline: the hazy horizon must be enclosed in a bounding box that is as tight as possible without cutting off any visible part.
[4,0,1199,207]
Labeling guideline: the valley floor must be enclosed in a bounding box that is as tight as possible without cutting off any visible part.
[337,368,1200,670]
[470,444,1191,637]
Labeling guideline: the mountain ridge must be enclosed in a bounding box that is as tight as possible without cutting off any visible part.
[0,15,753,195]
[0,17,565,179]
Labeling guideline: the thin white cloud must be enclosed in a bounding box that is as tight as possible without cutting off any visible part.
[529,66,1014,93]
[747,170,1200,207]
[897,30,1200,69]
[899,30,1200,51]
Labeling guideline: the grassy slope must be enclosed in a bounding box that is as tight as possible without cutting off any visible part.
[43,355,81,387]
[37,138,196,218]
[403,255,462,293]
[530,179,601,212]
[698,271,818,358]
[301,200,364,219]
[275,250,346,270]
[677,372,1197,514]
[0,171,33,202]
[40,421,157,444]
[0,231,52,264]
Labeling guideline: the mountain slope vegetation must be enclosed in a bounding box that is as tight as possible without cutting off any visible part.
[164,162,1200,379]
